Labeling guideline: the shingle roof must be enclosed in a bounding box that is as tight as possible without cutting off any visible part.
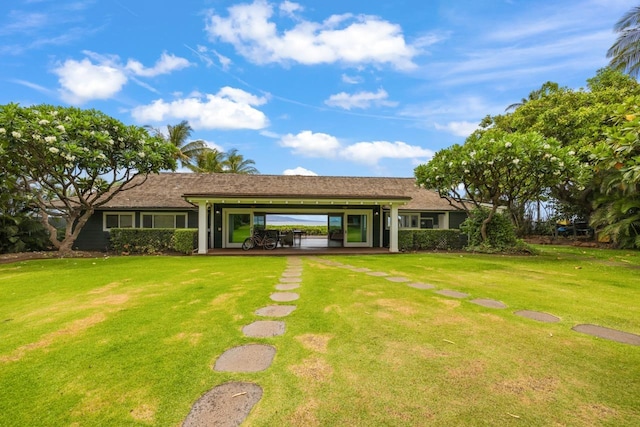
[100,172,461,211]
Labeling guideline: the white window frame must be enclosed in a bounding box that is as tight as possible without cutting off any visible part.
[103,212,136,231]
[141,212,188,229]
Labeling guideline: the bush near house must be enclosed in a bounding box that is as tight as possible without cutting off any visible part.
[398,229,464,251]
[110,229,198,255]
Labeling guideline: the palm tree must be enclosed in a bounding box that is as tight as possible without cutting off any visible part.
[607,6,640,78]
[191,148,225,173]
[222,148,259,174]
[146,121,207,169]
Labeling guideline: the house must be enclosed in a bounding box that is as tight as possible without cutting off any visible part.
[73,173,467,253]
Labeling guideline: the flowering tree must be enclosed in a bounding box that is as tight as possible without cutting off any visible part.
[0,103,177,252]
[414,130,581,242]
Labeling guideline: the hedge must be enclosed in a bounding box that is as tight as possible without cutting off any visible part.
[110,228,198,255]
[398,229,464,251]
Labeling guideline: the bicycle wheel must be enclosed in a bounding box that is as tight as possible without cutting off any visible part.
[263,237,277,250]
[242,237,255,250]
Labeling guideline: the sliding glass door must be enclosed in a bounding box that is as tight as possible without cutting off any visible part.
[345,212,371,247]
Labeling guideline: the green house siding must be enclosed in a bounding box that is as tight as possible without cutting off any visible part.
[73,213,110,251]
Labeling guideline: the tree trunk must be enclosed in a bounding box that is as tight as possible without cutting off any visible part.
[480,205,499,242]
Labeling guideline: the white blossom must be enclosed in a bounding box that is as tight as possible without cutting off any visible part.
[33,133,42,141]
[487,160,494,165]
[512,158,520,165]
[64,154,76,161]
[138,152,145,158]
[49,147,59,154]
[56,125,66,132]
[51,110,58,116]
[568,150,575,156]
[44,136,57,143]
[97,153,107,160]
[464,169,470,173]
[504,142,512,148]
[11,131,21,138]
[558,162,564,167]
[553,170,561,175]
[543,143,550,150]
[470,151,476,157]
[448,162,453,167]
[0,128,5,134]
[544,153,551,159]
[461,160,467,166]
[38,119,50,125]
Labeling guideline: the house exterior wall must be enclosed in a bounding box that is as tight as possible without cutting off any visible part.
[449,211,468,229]
[73,209,198,251]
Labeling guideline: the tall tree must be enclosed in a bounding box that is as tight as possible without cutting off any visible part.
[0,103,177,252]
[415,130,580,241]
[223,148,259,174]
[147,120,206,169]
[607,5,640,78]
[191,148,225,173]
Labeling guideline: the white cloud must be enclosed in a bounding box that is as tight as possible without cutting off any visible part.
[279,130,340,157]
[324,88,397,110]
[341,141,433,165]
[341,73,363,84]
[434,121,479,137]
[279,0,303,17]
[125,51,192,77]
[283,166,317,176]
[280,130,432,165]
[53,58,127,104]
[131,88,269,130]
[52,51,193,104]
[205,0,419,70]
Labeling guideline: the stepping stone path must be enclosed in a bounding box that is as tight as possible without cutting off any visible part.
[270,292,299,302]
[242,321,286,338]
[182,382,263,427]
[255,305,296,317]
[313,256,639,347]
[470,298,507,309]
[572,324,640,346]
[435,289,469,299]
[185,258,303,425]
[214,344,276,372]
[514,310,560,323]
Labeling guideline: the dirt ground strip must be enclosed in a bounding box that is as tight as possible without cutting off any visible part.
[182,382,263,427]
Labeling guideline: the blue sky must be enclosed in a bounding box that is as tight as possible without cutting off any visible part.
[0,0,631,177]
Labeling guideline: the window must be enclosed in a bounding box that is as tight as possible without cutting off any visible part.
[141,213,187,229]
[398,214,420,229]
[104,212,135,230]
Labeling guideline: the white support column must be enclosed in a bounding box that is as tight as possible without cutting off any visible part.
[442,212,450,229]
[209,204,215,249]
[198,201,208,254]
[390,204,399,253]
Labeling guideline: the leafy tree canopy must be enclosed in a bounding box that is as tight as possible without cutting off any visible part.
[0,103,178,252]
[415,130,581,242]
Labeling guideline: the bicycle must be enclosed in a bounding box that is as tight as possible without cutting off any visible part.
[242,229,277,250]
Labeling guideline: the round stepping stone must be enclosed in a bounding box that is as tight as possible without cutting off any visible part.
[407,282,435,290]
[282,271,302,277]
[572,324,640,346]
[183,382,262,427]
[214,344,276,372]
[366,271,388,277]
[470,298,507,309]
[242,320,286,338]
[270,292,299,302]
[386,276,410,283]
[275,283,300,291]
[280,277,302,283]
[514,310,560,323]
[435,289,469,299]
[255,305,296,317]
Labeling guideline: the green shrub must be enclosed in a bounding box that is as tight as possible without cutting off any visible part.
[398,230,414,251]
[171,229,198,254]
[399,229,463,251]
[461,208,535,254]
[110,229,175,254]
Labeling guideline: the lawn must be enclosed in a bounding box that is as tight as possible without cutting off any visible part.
[0,247,638,426]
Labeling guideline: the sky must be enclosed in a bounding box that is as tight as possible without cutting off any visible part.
[0,0,632,178]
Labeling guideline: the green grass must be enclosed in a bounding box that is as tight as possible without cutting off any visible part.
[0,247,638,426]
